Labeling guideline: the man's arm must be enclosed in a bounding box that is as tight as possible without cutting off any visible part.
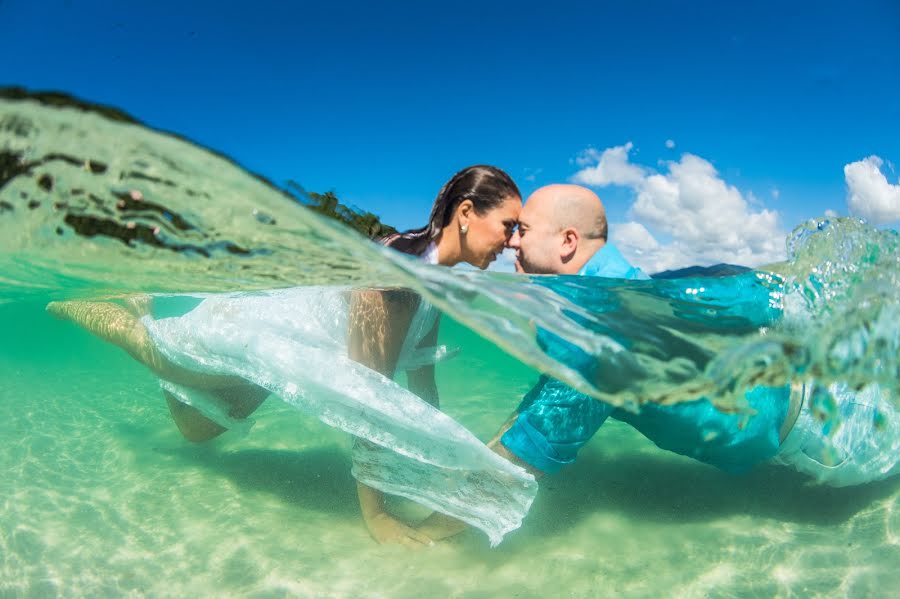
[486,413,545,477]
[416,411,544,541]
[418,377,613,541]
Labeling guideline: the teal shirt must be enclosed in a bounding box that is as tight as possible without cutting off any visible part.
[578,242,650,280]
[502,245,787,474]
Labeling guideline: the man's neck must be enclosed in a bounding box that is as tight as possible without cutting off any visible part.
[560,240,606,275]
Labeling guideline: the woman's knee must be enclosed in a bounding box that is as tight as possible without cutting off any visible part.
[164,392,227,442]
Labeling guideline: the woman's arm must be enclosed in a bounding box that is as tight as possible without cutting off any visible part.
[348,288,434,546]
[348,289,413,378]
[405,319,440,408]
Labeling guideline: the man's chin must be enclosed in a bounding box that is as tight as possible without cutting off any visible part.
[516,259,551,275]
[514,259,526,274]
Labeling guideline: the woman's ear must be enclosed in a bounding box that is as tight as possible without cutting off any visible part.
[456,199,474,227]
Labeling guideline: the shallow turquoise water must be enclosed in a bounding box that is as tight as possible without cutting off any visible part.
[2,90,899,598]
[2,299,898,598]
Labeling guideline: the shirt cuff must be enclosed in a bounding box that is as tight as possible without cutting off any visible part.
[501,415,573,475]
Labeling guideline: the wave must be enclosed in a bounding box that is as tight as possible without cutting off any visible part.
[2,89,897,417]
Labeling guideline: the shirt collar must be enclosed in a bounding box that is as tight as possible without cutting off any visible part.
[578,243,647,279]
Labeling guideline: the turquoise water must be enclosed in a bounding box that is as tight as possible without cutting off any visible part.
[2,301,898,597]
[2,91,899,597]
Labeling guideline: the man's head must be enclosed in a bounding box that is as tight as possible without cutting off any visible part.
[509,184,608,274]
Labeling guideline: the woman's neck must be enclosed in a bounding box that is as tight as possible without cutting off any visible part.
[433,230,462,267]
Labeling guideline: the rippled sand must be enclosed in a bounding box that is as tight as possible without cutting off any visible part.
[1,302,897,598]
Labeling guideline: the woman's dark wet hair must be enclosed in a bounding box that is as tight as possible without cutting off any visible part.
[381,165,520,256]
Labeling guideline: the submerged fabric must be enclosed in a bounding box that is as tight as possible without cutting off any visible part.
[774,382,900,486]
[614,386,788,474]
[143,286,537,545]
[503,375,788,475]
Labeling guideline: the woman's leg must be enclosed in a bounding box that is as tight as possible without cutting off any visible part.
[164,390,227,442]
[48,300,268,440]
[47,300,244,389]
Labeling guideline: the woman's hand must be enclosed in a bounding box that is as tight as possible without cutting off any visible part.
[364,512,435,547]
[416,512,468,541]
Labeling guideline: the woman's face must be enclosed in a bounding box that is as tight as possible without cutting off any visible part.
[462,196,522,269]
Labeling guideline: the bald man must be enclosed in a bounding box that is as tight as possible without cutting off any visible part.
[510,184,644,278]
[494,184,778,477]
[418,184,898,541]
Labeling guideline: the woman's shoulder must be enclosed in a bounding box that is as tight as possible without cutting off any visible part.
[379,231,427,257]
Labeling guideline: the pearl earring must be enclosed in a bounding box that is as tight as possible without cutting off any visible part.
[460,224,469,234]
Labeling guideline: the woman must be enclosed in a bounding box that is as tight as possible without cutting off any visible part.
[347,165,521,544]
[48,165,530,546]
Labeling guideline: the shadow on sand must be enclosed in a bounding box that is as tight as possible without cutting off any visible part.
[153,444,359,516]
[144,435,897,540]
[524,448,899,538]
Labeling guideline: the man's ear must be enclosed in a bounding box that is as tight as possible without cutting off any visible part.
[560,227,579,261]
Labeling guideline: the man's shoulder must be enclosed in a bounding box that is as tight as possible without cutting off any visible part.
[579,243,650,280]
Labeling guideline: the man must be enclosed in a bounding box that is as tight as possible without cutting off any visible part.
[419,183,898,540]
[492,183,795,478]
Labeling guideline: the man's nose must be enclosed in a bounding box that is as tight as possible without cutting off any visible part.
[507,230,521,248]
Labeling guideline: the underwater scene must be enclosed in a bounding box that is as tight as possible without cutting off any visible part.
[1,92,898,597]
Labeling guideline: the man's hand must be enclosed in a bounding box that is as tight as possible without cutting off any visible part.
[364,512,435,547]
[416,512,468,541]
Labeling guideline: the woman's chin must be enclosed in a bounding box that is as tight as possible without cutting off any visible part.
[480,255,497,269]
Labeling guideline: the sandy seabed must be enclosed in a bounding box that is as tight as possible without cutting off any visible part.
[1,302,898,598]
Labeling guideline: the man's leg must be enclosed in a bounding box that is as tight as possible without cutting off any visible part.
[775,382,900,486]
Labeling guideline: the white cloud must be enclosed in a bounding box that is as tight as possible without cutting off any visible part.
[571,142,647,187]
[487,248,518,273]
[573,145,786,272]
[844,155,900,224]
[771,187,780,200]
[611,222,688,272]
[523,167,543,183]
[824,209,839,218]
[665,139,676,149]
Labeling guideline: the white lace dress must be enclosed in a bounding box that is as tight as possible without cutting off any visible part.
[141,248,536,545]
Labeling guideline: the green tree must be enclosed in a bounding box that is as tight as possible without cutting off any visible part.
[285,181,397,239]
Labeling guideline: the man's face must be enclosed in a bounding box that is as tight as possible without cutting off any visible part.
[507,199,562,274]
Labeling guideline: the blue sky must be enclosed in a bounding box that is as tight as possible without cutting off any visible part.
[2,0,898,269]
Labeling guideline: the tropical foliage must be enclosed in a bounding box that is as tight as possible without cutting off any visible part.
[285,180,397,240]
